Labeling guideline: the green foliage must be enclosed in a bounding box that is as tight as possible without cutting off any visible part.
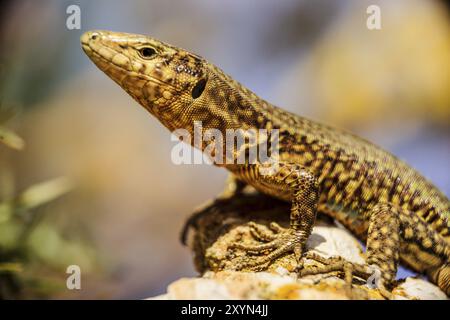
[0,126,25,150]
[0,111,97,299]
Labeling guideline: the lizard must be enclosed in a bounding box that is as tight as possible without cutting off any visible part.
[80,30,450,298]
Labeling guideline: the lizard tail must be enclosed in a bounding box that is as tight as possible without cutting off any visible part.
[428,263,450,296]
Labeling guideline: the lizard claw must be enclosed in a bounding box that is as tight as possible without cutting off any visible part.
[299,255,394,299]
[228,222,307,271]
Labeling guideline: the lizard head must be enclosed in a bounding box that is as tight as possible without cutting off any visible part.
[81,30,212,133]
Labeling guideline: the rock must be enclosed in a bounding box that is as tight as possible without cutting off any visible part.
[149,270,446,300]
[150,189,447,300]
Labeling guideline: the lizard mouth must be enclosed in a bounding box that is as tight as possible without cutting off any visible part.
[81,31,132,72]
[81,30,177,91]
[80,31,98,55]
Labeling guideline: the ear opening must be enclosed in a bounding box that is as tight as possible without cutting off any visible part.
[191,78,207,99]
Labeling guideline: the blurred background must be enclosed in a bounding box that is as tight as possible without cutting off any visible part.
[0,0,448,299]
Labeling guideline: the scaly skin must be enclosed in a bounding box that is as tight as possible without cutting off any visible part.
[81,30,450,297]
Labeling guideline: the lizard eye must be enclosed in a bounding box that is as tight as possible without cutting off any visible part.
[191,78,207,99]
[138,47,157,59]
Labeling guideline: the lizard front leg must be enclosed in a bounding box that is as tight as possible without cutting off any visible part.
[230,163,319,270]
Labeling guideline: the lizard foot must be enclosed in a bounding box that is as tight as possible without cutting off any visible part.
[300,252,394,299]
[227,222,394,299]
[228,222,306,271]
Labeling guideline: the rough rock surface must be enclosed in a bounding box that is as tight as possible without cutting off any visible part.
[150,190,447,300]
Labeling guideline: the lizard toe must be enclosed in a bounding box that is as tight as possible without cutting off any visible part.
[229,227,305,271]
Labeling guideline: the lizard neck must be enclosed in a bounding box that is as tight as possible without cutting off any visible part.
[199,63,289,132]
